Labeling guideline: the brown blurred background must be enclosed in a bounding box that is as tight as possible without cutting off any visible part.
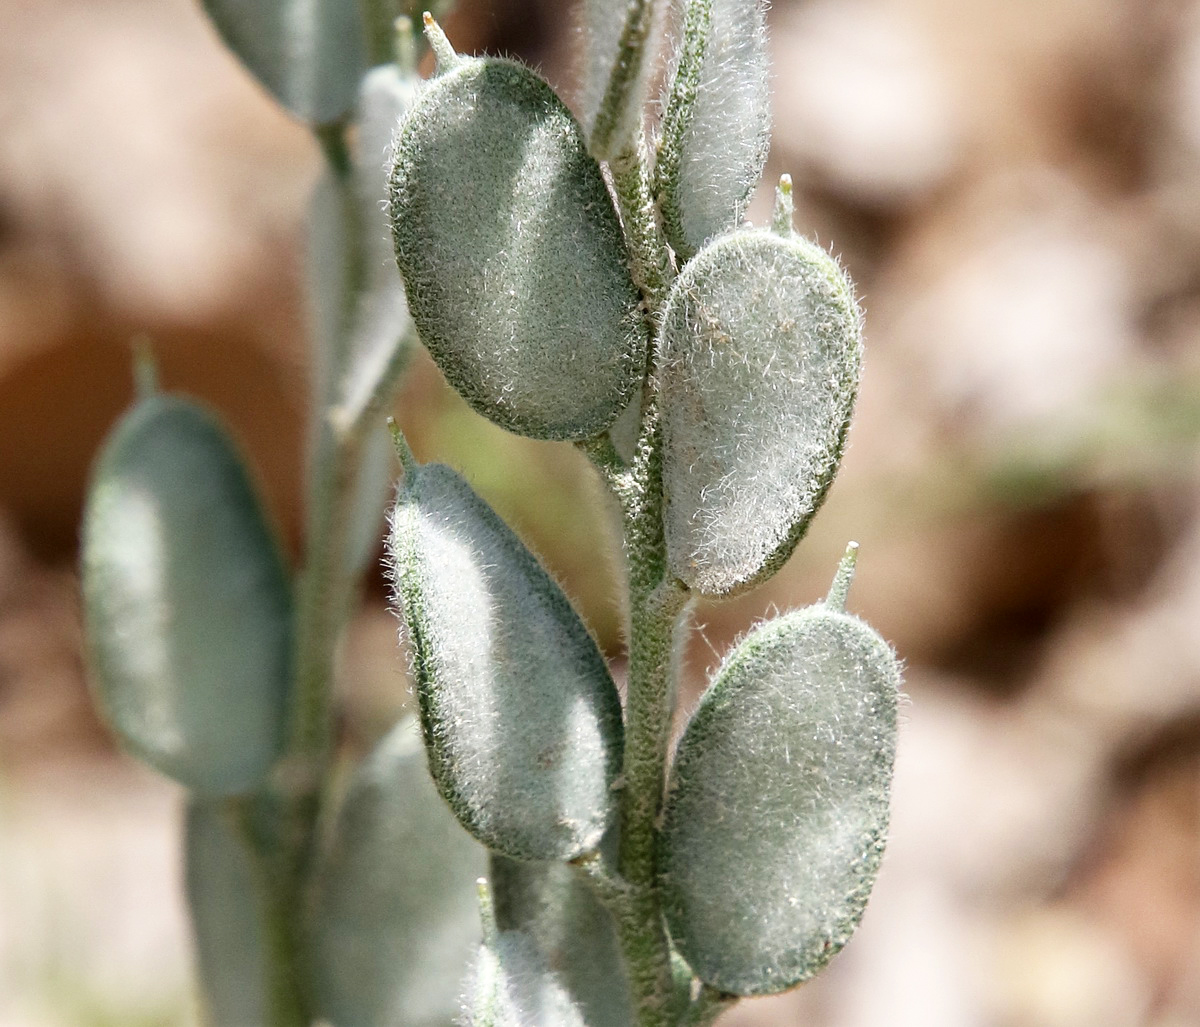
[4,0,1200,1023]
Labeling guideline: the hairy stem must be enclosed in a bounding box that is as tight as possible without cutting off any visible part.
[590,0,659,160]
[588,117,697,1025]
[609,141,674,314]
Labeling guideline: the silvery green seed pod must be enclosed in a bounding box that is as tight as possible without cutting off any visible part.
[660,568,899,995]
[202,0,366,125]
[387,457,624,861]
[656,0,771,260]
[313,718,487,1027]
[491,852,633,1027]
[389,48,646,440]
[464,931,589,1027]
[659,227,862,595]
[185,801,267,1026]
[81,395,291,795]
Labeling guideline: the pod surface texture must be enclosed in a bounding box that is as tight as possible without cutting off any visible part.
[661,607,899,994]
[389,462,623,860]
[82,396,291,795]
[389,58,646,440]
[660,229,862,595]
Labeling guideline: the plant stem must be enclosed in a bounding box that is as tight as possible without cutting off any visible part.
[595,100,696,1026]
[618,576,688,1027]
[260,124,371,1027]
[609,141,674,312]
[589,0,659,160]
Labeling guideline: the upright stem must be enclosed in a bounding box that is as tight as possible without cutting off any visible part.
[609,141,673,312]
[599,120,693,1025]
[256,124,371,1027]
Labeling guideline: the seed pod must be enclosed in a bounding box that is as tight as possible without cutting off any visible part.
[389,49,646,440]
[331,61,421,430]
[660,572,899,995]
[185,801,268,1026]
[202,0,366,125]
[387,456,624,861]
[656,0,771,260]
[659,228,862,595]
[313,718,487,1027]
[465,931,588,1027]
[491,851,633,1027]
[82,395,291,795]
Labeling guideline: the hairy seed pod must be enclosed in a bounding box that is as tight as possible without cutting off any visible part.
[313,719,487,1027]
[656,0,771,260]
[82,395,291,795]
[465,932,589,1027]
[491,851,633,1027]
[659,228,862,595]
[387,459,624,861]
[389,54,646,440]
[660,592,899,995]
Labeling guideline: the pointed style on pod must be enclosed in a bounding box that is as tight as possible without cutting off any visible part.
[81,394,292,795]
[386,438,625,861]
[388,19,647,440]
[656,0,771,260]
[659,546,900,995]
[658,226,863,595]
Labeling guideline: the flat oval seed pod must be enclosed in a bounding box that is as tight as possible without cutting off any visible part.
[333,62,420,430]
[82,395,291,795]
[656,0,771,260]
[389,56,646,440]
[660,229,862,595]
[202,0,366,125]
[313,719,487,1027]
[660,605,900,995]
[388,460,624,860]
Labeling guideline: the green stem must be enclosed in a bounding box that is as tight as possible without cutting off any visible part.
[258,122,372,1027]
[609,141,674,314]
[618,577,688,1027]
[229,797,312,1027]
[590,0,659,160]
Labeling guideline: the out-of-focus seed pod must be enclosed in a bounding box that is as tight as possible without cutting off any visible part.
[656,0,771,260]
[81,395,291,795]
[387,455,624,861]
[659,227,862,595]
[660,553,899,995]
[185,801,268,1026]
[490,851,633,1027]
[313,718,487,1027]
[388,40,646,440]
[201,0,366,125]
[464,931,589,1027]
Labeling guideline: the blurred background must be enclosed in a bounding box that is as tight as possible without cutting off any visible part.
[3,0,1200,1023]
